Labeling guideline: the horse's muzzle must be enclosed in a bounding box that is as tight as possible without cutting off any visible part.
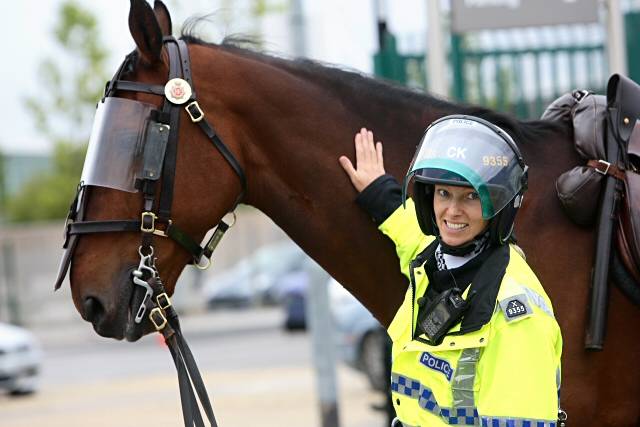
[77,266,150,341]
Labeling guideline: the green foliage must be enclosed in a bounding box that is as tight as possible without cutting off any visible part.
[251,0,288,16]
[25,0,108,141]
[0,149,6,217]
[7,0,107,222]
[5,143,86,222]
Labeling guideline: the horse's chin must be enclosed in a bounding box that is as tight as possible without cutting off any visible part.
[90,306,149,342]
[87,274,153,342]
[124,313,148,342]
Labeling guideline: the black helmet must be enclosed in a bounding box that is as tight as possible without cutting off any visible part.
[402,115,528,246]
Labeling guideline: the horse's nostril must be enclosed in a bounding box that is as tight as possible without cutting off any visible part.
[83,296,105,323]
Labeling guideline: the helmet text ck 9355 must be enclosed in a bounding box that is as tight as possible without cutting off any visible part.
[402,115,529,246]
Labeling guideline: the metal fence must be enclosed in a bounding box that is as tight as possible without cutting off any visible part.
[373,31,426,90]
[373,11,640,119]
[451,26,607,118]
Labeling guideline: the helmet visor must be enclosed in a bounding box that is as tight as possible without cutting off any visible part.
[403,117,525,219]
[81,97,156,193]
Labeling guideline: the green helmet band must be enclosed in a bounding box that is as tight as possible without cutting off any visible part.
[402,115,526,221]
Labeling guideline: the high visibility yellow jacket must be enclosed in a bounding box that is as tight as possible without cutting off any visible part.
[381,200,562,427]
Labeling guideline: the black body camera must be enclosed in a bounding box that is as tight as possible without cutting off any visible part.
[416,287,474,345]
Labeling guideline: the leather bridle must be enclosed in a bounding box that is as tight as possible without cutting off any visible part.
[55,36,246,289]
[54,36,246,427]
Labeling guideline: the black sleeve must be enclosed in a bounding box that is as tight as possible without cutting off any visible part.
[355,174,403,226]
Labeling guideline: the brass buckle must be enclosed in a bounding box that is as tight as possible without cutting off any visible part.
[63,216,74,240]
[152,219,172,238]
[156,293,172,310]
[595,160,611,176]
[194,256,211,271]
[149,307,167,331]
[224,211,237,227]
[141,212,157,233]
[186,101,204,123]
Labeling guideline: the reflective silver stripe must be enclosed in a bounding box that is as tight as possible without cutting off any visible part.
[452,347,481,409]
[391,373,421,398]
[521,286,555,319]
[480,416,557,426]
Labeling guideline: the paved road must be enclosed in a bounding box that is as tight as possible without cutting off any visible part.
[0,307,388,427]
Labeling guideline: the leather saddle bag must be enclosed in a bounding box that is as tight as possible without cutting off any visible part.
[543,85,640,281]
[542,91,607,225]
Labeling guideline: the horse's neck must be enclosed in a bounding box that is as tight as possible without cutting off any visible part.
[198,46,448,324]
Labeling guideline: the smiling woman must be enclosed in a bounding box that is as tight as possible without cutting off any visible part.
[339,116,562,426]
[432,185,488,248]
[50,0,640,425]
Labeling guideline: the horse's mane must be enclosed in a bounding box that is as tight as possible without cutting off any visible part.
[180,21,569,146]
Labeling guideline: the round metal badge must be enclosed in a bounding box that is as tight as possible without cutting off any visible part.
[164,78,192,105]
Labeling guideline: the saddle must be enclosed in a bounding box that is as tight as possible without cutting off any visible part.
[543,84,640,284]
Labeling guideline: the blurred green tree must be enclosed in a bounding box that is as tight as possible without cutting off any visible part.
[0,149,6,219]
[6,143,86,222]
[6,0,108,222]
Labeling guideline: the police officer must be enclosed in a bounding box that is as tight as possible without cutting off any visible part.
[339,115,563,427]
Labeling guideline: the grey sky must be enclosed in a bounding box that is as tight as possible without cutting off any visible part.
[2,0,425,155]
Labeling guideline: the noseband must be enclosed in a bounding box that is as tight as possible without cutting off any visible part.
[55,36,246,427]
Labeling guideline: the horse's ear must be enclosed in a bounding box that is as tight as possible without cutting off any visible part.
[128,0,163,64]
[153,0,172,37]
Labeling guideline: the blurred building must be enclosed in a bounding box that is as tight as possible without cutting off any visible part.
[373,1,640,118]
[0,153,51,200]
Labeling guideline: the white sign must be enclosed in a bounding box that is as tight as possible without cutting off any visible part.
[451,0,599,32]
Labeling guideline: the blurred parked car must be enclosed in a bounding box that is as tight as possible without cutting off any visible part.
[0,322,42,396]
[329,279,389,392]
[202,240,308,309]
[280,269,309,330]
[280,273,388,391]
[202,260,255,309]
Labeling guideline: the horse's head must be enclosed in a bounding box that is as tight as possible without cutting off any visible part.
[55,0,246,341]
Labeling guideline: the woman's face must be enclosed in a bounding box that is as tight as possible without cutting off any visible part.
[433,184,489,247]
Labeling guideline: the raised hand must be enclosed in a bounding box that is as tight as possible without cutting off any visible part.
[339,128,385,192]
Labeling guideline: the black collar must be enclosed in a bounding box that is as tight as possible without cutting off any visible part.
[413,242,510,339]
[457,244,510,334]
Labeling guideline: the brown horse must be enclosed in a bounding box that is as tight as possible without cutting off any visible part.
[62,1,640,425]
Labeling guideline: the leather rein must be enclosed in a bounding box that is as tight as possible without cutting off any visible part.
[55,36,247,427]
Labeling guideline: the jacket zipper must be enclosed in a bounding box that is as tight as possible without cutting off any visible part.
[408,258,419,338]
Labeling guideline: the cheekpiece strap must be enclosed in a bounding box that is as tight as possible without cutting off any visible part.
[156,39,183,221]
